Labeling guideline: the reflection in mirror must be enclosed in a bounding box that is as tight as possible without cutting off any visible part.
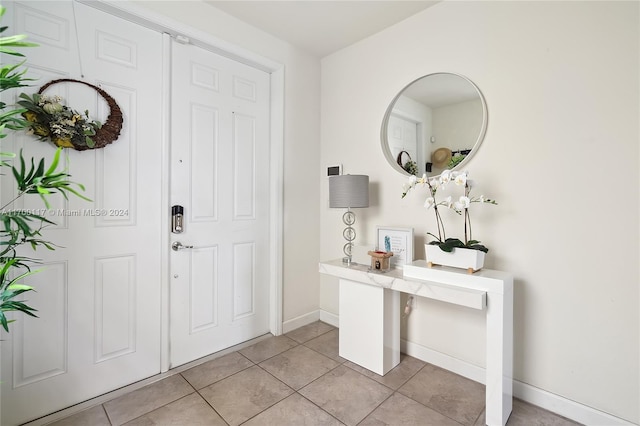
[381,73,487,177]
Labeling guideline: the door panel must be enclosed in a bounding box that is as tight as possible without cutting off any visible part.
[170,40,271,368]
[0,2,163,424]
[388,113,419,164]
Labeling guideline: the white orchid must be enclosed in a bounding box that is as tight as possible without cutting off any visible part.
[424,197,435,209]
[440,169,452,185]
[402,174,419,197]
[401,170,498,251]
[454,196,470,211]
[444,195,453,209]
[454,171,468,186]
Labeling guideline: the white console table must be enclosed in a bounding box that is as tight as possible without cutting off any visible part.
[319,259,513,426]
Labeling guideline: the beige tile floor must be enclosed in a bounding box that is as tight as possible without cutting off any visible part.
[46,322,580,426]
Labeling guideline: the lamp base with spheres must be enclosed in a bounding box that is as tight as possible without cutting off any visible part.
[341,210,356,264]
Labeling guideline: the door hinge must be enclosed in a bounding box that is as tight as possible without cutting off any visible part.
[175,34,190,45]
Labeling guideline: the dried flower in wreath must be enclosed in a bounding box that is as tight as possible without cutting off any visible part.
[396,150,418,176]
[18,78,123,151]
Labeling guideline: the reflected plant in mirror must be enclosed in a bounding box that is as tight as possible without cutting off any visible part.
[401,170,497,252]
[381,73,487,177]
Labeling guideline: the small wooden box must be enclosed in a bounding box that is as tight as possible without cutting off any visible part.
[367,250,394,271]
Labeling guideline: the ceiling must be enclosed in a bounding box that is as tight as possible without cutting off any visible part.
[204,1,440,57]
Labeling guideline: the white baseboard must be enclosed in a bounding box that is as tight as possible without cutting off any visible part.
[282,310,339,333]
[319,309,339,328]
[401,339,486,384]
[401,339,636,426]
[282,310,320,334]
[512,381,636,426]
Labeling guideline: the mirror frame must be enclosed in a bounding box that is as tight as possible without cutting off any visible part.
[380,72,488,178]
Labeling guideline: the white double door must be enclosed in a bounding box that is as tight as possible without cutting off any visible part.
[0,2,272,425]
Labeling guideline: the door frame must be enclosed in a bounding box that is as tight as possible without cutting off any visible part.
[78,0,285,373]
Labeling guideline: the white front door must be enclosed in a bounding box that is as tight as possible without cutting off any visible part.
[388,113,421,174]
[169,40,271,367]
[1,2,163,424]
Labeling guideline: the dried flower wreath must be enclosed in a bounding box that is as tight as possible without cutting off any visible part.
[18,78,122,151]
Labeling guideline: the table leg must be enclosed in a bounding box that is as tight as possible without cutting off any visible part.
[485,289,513,426]
[338,279,400,375]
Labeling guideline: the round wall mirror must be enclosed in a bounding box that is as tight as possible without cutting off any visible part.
[380,73,487,177]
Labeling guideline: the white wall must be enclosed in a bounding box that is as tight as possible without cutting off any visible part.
[432,98,483,153]
[134,1,322,324]
[321,1,638,423]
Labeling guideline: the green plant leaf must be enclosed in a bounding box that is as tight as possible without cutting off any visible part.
[435,238,465,252]
[466,243,489,253]
[44,148,61,175]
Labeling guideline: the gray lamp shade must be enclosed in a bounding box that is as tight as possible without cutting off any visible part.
[329,175,369,208]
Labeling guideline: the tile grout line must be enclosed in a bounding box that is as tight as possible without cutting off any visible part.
[101,403,114,426]
[188,353,292,426]
[238,335,300,364]
[294,390,345,425]
[355,391,396,425]
[108,376,196,426]
[231,363,295,425]
[394,371,483,426]
[188,352,260,424]
[243,327,348,425]
[338,355,478,425]
[292,362,394,425]
[194,387,232,426]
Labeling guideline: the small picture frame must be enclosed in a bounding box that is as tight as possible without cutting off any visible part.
[376,226,414,269]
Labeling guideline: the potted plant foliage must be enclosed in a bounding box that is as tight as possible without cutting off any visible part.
[402,169,497,272]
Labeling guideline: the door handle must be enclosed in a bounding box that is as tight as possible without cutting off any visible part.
[172,241,194,251]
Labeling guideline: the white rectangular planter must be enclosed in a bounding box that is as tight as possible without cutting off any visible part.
[425,244,485,272]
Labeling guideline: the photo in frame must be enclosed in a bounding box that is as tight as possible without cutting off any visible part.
[376,226,414,269]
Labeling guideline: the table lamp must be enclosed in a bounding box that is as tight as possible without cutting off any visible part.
[329,174,369,264]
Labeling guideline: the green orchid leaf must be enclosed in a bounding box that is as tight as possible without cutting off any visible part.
[467,244,489,253]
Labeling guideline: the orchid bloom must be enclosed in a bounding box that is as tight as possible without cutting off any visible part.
[454,171,468,186]
[424,197,435,209]
[455,196,470,210]
[402,174,418,198]
[444,195,453,209]
[440,170,451,185]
